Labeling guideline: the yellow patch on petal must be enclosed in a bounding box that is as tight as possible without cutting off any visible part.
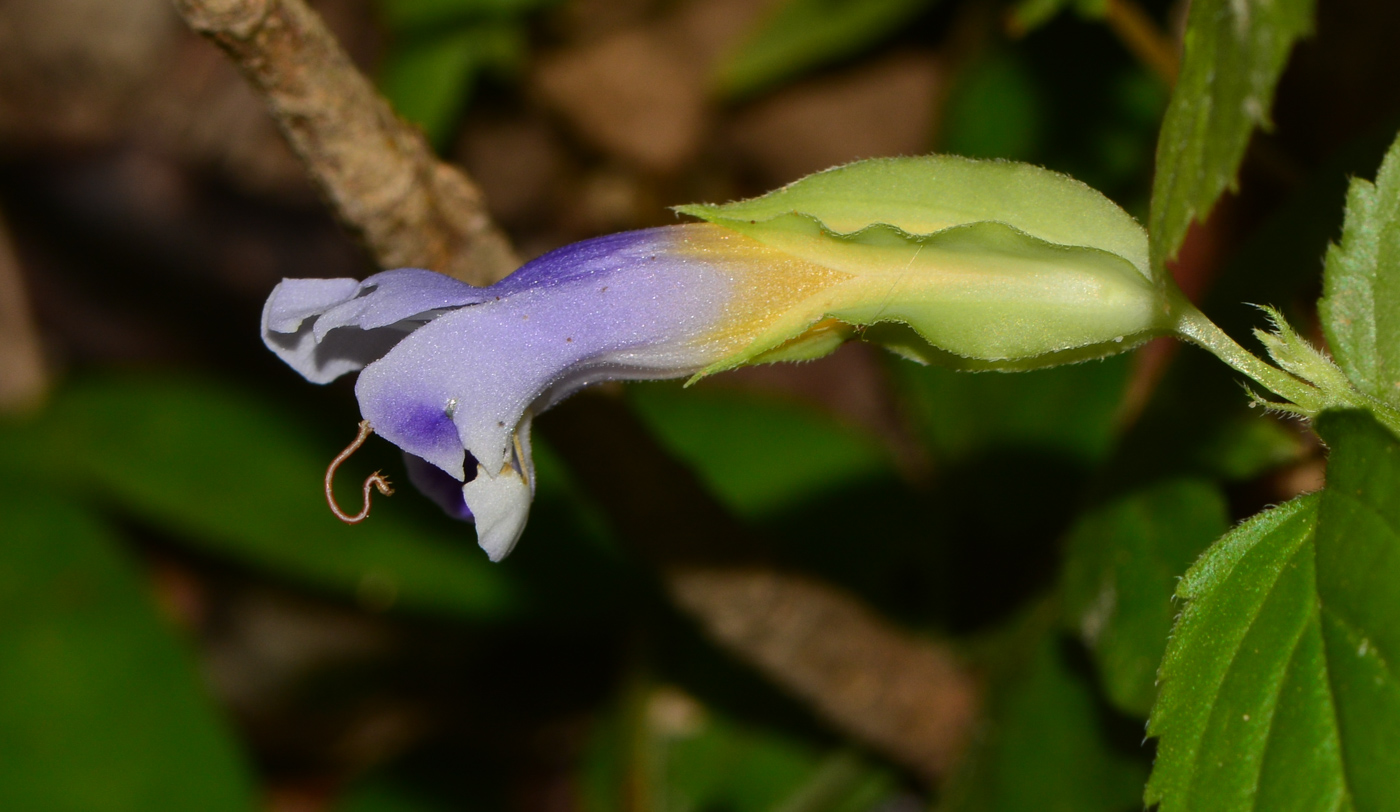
[670,224,849,360]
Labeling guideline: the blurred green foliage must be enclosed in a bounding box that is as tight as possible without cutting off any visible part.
[381,24,526,149]
[581,681,897,812]
[941,52,1045,163]
[629,382,895,519]
[938,39,1166,214]
[714,0,939,99]
[337,779,460,812]
[939,614,1147,812]
[1059,479,1227,716]
[890,357,1129,467]
[2,377,521,619]
[0,487,254,812]
[375,0,552,148]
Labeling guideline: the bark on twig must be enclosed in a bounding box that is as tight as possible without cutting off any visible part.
[172,0,518,285]
[174,0,980,780]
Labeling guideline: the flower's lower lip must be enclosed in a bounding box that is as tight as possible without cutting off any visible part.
[403,451,475,521]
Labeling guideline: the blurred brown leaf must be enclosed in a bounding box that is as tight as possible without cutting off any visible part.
[728,51,942,185]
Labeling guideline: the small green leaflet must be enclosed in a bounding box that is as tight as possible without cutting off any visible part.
[1147,0,1315,273]
[1146,411,1400,811]
[1320,128,1400,409]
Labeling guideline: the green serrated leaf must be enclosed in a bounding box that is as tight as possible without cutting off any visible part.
[1145,494,1335,811]
[1320,129,1400,408]
[0,488,254,812]
[1147,0,1316,272]
[1311,411,1400,806]
[23,377,520,619]
[1146,410,1400,811]
[713,0,936,99]
[1060,478,1228,717]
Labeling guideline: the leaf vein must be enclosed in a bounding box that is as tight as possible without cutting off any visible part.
[1328,486,1400,546]
[1248,589,1317,812]
[1179,520,1314,801]
[1317,605,1360,811]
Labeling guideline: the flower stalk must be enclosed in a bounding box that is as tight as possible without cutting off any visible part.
[1168,285,1400,437]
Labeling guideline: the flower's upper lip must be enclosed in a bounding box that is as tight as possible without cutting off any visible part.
[311,268,494,341]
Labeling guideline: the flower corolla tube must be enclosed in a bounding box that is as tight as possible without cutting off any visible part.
[262,155,1180,561]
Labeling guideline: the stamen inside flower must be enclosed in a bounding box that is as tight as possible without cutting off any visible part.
[324,420,394,524]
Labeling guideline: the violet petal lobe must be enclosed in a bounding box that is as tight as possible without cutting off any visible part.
[261,269,490,384]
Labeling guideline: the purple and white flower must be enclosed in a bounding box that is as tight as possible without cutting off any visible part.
[264,225,851,560]
[263,156,1173,561]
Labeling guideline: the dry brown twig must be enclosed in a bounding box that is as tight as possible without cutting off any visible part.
[174,0,980,781]
[173,0,517,285]
[0,208,47,412]
[1103,0,1179,86]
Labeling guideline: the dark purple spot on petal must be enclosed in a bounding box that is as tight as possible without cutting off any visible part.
[387,402,459,450]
